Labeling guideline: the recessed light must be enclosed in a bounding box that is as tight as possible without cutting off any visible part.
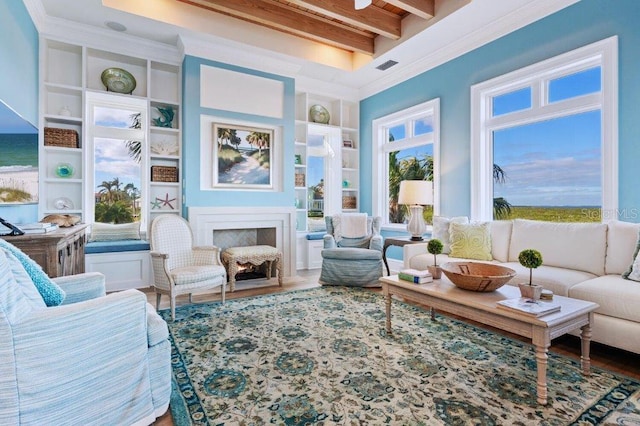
[106,21,127,32]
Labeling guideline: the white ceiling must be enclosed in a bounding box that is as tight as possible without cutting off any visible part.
[24,0,579,99]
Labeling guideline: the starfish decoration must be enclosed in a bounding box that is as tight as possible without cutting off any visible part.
[158,193,176,209]
[150,198,162,209]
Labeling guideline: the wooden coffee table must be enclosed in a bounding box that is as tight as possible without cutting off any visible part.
[380,274,599,405]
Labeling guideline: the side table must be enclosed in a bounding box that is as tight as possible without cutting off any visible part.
[382,236,427,275]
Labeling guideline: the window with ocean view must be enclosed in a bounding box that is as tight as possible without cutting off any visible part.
[471,37,617,222]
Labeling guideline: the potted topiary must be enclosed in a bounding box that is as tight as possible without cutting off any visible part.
[427,239,444,279]
[518,249,543,300]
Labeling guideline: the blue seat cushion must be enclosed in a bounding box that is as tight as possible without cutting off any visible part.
[85,240,150,254]
[306,232,325,240]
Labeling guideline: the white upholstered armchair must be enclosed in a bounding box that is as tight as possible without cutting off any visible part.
[149,214,227,320]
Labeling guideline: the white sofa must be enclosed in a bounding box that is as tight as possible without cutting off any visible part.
[403,219,640,355]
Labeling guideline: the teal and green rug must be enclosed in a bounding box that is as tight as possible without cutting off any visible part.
[159,287,640,425]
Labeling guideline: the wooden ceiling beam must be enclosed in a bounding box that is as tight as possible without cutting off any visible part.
[384,0,434,20]
[290,0,401,40]
[180,0,374,54]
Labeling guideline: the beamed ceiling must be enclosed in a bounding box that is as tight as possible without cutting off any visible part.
[178,0,445,55]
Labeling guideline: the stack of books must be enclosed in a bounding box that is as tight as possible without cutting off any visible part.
[16,222,59,234]
[398,268,433,284]
[496,298,561,317]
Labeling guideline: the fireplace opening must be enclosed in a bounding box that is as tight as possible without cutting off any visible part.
[214,227,278,283]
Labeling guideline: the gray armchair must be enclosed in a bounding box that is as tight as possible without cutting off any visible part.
[319,215,384,287]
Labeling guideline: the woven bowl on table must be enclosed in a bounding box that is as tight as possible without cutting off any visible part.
[440,262,516,292]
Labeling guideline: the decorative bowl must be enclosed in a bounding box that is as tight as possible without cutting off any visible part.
[55,163,74,178]
[309,104,330,124]
[441,262,516,292]
[101,67,137,94]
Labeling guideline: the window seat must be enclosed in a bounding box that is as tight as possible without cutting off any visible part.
[85,240,151,292]
[85,240,150,254]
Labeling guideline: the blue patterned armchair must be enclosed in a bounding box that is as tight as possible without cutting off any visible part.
[319,215,384,287]
[0,239,171,425]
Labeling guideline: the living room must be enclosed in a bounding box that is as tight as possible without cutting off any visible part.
[2,0,640,424]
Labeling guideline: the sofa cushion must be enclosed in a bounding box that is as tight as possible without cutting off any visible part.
[0,250,39,324]
[89,222,141,242]
[0,239,65,306]
[507,219,607,276]
[490,220,513,262]
[569,275,640,323]
[503,262,597,297]
[449,222,492,261]
[432,216,468,254]
[606,221,640,275]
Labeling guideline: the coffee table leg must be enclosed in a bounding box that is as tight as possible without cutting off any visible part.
[580,315,593,376]
[535,343,549,405]
[385,293,392,334]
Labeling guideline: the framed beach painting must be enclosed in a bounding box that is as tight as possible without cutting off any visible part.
[0,101,39,204]
[212,123,274,190]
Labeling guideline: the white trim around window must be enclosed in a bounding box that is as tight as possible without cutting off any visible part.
[470,36,618,221]
[372,98,440,230]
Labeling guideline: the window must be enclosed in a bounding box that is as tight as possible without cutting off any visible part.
[85,92,148,228]
[373,99,440,228]
[471,37,617,222]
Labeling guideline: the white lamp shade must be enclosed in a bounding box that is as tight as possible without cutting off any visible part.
[355,0,371,10]
[398,180,433,205]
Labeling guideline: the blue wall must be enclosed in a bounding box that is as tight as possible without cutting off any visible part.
[0,0,39,223]
[360,0,640,221]
[181,56,295,213]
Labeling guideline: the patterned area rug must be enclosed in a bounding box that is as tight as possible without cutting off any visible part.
[159,287,640,425]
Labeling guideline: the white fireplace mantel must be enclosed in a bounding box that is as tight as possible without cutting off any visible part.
[188,206,297,277]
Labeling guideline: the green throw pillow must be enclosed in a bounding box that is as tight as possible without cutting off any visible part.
[449,222,493,261]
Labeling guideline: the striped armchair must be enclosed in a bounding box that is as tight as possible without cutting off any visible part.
[0,239,170,425]
[150,214,227,320]
[319,215,384,287]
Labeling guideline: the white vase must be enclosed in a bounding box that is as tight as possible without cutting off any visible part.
[518,283,542,300]
[58,106,71,116]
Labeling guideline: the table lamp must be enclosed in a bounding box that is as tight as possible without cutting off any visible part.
[398,180,433,241]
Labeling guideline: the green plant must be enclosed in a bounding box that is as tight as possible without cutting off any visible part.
[518,249,543,286]
[427,239,444,266]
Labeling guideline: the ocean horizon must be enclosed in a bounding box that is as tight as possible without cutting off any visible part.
[0,133,38,168]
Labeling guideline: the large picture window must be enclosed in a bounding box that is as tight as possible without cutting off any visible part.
[471,37,617,222]
[373,99,440,228]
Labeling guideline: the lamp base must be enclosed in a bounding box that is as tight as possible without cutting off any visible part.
[409,236,424,241]
[406,205,426,241]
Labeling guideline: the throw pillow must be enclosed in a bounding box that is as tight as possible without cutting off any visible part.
[0,238,65,306]
[432,216,469,254]
[90,222,141,242]
[449,221,493,261]
[622,229,640,282]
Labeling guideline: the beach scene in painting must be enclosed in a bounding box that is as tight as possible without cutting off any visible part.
[0,133,39,204]
[215,125,272,186]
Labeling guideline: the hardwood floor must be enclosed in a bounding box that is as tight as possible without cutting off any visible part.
[148,269,640,425]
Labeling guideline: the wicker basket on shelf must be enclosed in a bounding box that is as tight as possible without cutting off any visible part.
[151,166,178,182]
[295,173,305,187]
[44,127,79,148]
[342,195,357,209]
[440,262,516,292]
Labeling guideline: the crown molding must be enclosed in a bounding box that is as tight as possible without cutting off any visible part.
[33,14,182,65]
[357,0,580,99]
[179,34,303,77]
[22,0,47,31]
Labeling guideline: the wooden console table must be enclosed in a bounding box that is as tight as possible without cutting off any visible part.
[2,224,89,277]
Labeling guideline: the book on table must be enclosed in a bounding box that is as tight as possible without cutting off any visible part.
[496,298,561,317]
[15,222,55,230]
[19,224,59,234]
[398,268,433,284]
